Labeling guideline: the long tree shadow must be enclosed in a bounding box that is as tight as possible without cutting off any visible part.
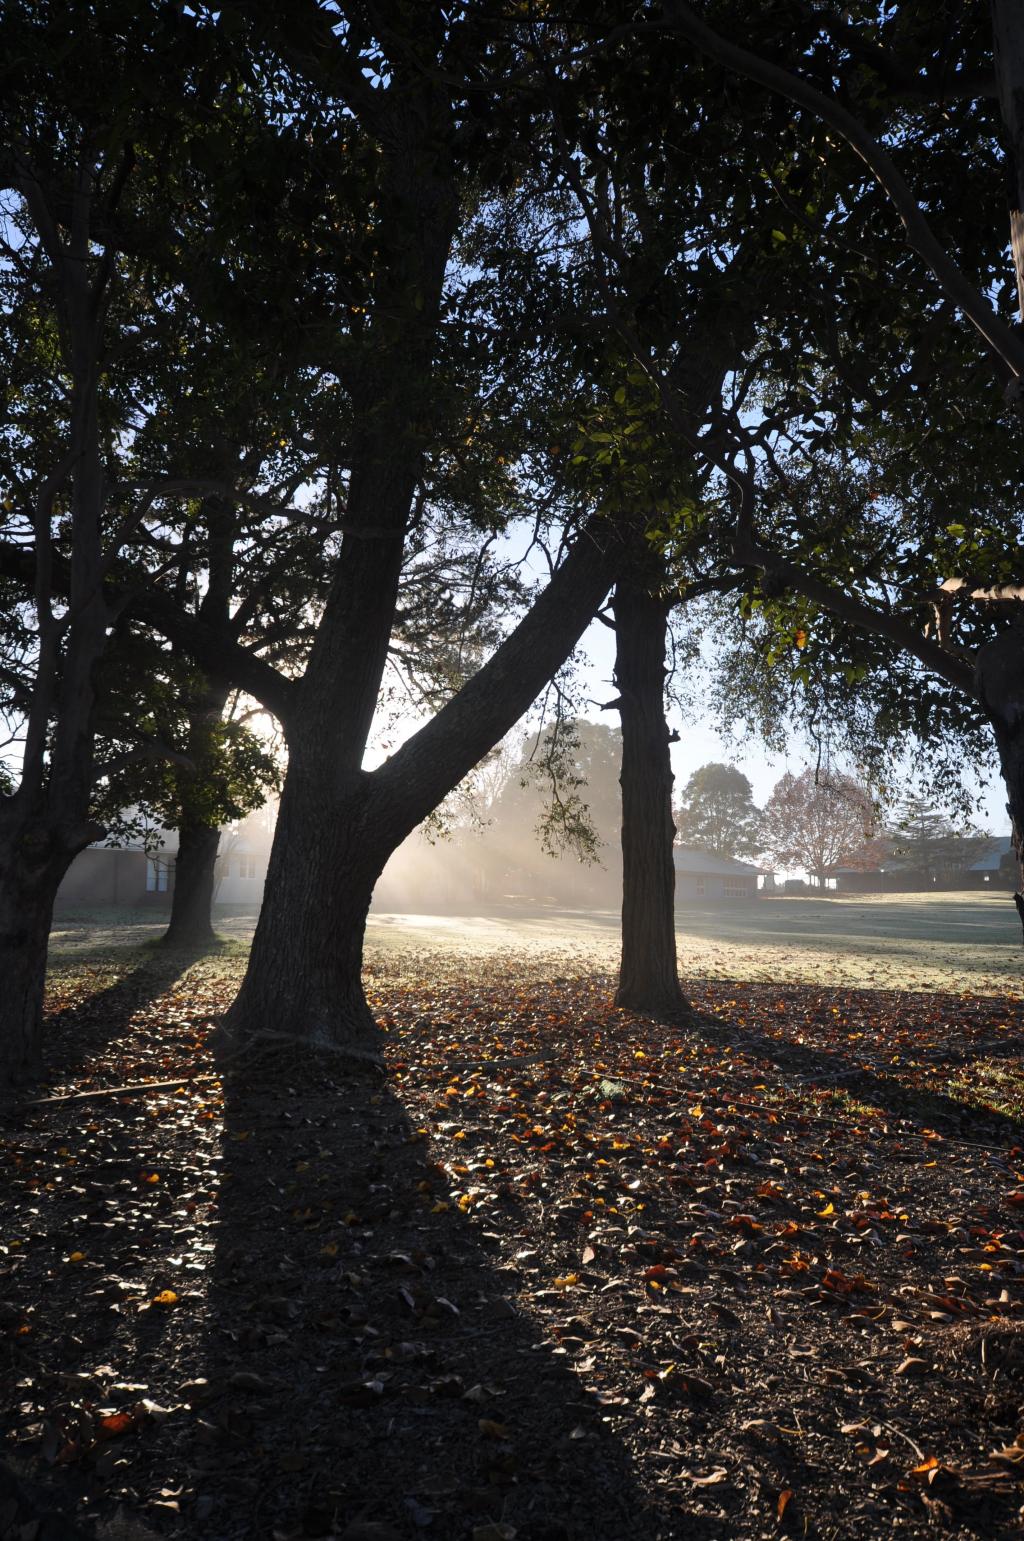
[682,991,1024,1147]
[177,1046,729,1541]
[41,944,217,1092]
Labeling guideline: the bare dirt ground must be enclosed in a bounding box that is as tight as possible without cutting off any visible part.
[1,906,1022,1540]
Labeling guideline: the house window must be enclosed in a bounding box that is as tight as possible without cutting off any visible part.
[695,879,706,897]
[236,855,258,880]
[723,882,748,898]
[146,858,168,893]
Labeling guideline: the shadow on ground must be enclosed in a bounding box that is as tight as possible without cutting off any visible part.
[683,990,1024,1149]
[168,1048,688,1541]
[41,948,211,1092]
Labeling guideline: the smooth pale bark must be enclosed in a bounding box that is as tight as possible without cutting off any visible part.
[612,574,689,1017]
[224,521,619,1053]
[161,822,221,950]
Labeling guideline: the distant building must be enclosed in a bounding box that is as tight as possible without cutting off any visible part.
[832,834,1015,892]
[54,808,275,910]
[673,846,759,900]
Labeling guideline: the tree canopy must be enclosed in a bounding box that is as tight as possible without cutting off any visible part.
[760,766,876,885]
[674,762,761,859]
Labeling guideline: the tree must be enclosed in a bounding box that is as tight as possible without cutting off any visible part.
[612,572,685,1015]
[760,766,876,887]
[648,0,1024,933]
[887,794,993,884]
[675,763,760,859]
[0,0,259,1081]
[212,5,641,1058]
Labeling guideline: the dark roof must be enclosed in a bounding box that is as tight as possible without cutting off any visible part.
[673,846,759,876]
[969,836,1013,872]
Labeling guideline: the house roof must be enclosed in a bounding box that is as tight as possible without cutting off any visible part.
[834,833,1013,876]
[968,836,1014,872]
[673,846,759,876]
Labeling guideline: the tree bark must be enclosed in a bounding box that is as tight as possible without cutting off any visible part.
[161,822,221,950]
[612,572,689,1017]
[159,671,231,951]
[0,816,71,1086]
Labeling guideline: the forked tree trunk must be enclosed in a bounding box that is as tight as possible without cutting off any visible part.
[612,574,689,1017]
[161,822,221,951]
[223,521,620,1055]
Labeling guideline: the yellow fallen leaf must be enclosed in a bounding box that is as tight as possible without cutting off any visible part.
[153,1290,178,1306]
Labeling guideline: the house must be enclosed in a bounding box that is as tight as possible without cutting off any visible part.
[673,846,760,900]
[54,806,276,910]
[55,840,176,908]
[967,835,1018,887]
[833,833,1016,892]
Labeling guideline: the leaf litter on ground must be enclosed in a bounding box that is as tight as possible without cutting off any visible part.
[1,940,1024,1538]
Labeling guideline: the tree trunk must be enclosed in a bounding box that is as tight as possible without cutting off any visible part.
[222,755,388,1058]
[0,819,70,1086]
[612,573,689,1017]
[161,822,221,951]
[223,519,620,1054]
[976,621,1024,937]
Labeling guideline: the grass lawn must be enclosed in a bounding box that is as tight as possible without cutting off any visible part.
[49,889,1022,998]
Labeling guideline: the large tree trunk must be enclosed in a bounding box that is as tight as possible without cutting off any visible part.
[223,520,620,1053]
[612,573,689,1017]
[0,816,74,1086]
[221,755,388,1058]
[976,621,1024,937]
[162,822,221,951]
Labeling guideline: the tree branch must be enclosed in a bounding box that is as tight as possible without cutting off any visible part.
[662,0,1024,386]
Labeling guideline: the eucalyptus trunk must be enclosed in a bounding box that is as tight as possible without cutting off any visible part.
[613,574,689,1018]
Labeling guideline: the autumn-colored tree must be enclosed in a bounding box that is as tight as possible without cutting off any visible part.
[760,767,875,887]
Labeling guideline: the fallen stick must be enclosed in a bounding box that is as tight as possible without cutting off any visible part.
[18,1074,219,1108]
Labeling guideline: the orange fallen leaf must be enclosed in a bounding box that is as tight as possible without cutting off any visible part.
[98,1412,136,1438]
